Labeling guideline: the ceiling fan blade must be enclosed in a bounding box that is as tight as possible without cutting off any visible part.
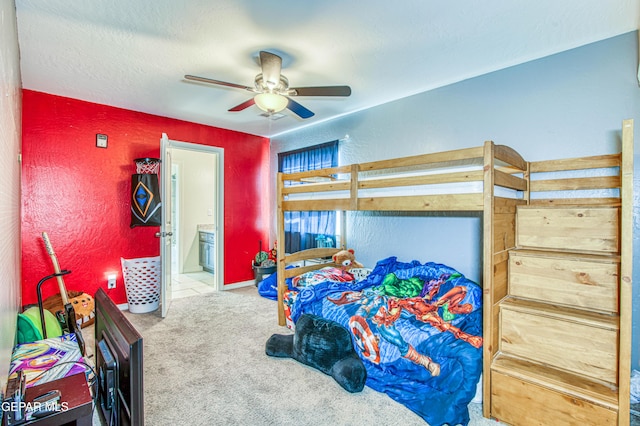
[185,74,253,91]
[290,86,351,97]
[259,51,282,89]
[286,98,315,119]
[228,98,256,112]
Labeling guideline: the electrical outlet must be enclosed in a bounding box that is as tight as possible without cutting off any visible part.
[107,274,117,289]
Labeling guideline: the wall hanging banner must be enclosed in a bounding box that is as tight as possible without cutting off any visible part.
[130,173,161,227]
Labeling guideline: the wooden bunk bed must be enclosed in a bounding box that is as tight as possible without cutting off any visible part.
[275,119,633,426]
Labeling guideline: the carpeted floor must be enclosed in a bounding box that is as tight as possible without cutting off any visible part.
[88,286,640,425]
[113,285,504,426]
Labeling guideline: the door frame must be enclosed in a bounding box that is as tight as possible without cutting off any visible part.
[161,135,225,294]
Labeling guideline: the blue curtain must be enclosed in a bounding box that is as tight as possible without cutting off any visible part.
[278,141,338,253]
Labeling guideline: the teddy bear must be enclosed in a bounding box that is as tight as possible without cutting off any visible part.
[43,290,95,329]
[332,248,363,271]
[265,313,367,393]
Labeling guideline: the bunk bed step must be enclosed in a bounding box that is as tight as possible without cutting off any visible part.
[499,297,619,384]
[491,354,618,425]
[508,249,620,314]
[516,206,619,253]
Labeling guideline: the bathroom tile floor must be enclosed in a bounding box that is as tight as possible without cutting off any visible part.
[171,271,216,299]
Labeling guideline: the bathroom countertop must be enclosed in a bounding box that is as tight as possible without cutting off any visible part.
[197,224,215,234]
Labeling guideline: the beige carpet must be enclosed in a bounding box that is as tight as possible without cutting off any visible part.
[88,285,507,426]
[84,286,640,425]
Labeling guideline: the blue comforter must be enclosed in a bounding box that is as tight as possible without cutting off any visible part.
[283,257,483,426]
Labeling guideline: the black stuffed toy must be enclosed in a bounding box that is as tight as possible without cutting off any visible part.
[265,313,367,393]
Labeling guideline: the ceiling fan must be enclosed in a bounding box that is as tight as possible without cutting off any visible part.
[185,51,351,119]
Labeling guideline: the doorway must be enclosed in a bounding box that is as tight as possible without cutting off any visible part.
[161,137,224,305]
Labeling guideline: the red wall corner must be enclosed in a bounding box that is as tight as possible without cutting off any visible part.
[21,90,270,305]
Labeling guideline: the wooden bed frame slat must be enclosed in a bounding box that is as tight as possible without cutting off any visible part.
[494,169,527,191]
[359,169,484,189]
[284,263,331,278]
[358,193,485,211]
[282,180,351,194]
[529,153,620,173]
[283,199,352,211]
[284,247,341,263]
[283,164,354,181]
[530,175,620,191]
[358,146,484,171]
[494,144,528,171]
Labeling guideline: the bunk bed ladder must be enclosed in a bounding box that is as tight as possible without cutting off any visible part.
[489,119,634,426]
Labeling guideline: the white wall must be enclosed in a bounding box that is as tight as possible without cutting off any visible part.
[172,148,217,273]
[0,0,23,391]
[270,32,640,367]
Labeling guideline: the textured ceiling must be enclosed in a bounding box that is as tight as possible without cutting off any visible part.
[15,0,639,138]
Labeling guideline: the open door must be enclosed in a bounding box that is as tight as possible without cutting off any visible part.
[158,135,224,311]
[160,133,173,317]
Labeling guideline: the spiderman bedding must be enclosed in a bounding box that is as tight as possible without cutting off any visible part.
[285,257,483,426]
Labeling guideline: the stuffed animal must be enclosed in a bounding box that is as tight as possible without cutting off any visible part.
[332,248,363,271]
[265,313,367,393]
[43,291,95,329]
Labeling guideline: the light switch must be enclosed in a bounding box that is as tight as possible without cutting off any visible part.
[96,134,108,148]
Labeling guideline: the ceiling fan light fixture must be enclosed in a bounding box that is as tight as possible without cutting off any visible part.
[187,51,349,119]
[254,92,288,113]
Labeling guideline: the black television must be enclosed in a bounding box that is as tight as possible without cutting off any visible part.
[94,288,144,426]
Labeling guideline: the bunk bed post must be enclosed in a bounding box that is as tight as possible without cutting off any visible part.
[481,140,495,418]
[276,171,287,326]
[337,163,359,249]
[523,162,530,205]
[618,118,634,426]
[350,163,359,210]
[339,211,347,248]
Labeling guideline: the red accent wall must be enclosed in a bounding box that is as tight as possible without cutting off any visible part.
[21,90,270,306]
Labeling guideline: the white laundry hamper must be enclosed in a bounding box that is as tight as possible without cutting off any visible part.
[121,256,161,313]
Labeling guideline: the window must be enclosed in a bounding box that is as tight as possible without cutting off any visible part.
[278,140,339,253]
